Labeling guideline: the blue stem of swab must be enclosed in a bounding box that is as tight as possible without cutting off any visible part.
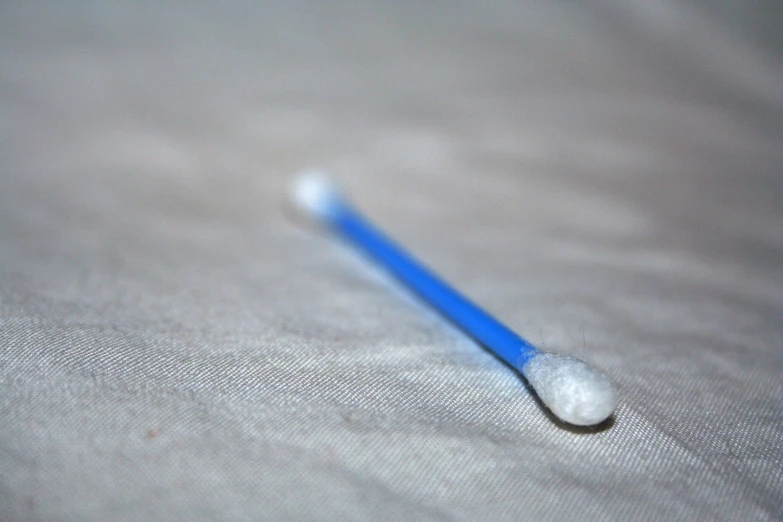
[333,204,538,369]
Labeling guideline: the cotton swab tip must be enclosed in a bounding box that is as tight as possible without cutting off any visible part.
[291,171,343,221]
[522,352,616,426]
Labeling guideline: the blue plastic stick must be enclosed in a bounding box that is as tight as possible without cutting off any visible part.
[331,203,538,369]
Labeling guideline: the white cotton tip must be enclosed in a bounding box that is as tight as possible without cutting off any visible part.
[522,352,616,426]
[291,170,343,222]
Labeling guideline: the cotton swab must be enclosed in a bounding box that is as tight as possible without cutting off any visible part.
[291,173,617,426]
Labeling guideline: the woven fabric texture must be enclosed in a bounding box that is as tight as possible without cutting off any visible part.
[1,2,782,520]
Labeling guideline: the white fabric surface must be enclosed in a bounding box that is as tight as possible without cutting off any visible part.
[1,2,782,520]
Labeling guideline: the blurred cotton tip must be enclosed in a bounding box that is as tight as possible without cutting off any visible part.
[522,352,616,426]
[291,171,343,221]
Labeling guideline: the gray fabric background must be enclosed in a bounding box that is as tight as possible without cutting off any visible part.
[1,1,782,520]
